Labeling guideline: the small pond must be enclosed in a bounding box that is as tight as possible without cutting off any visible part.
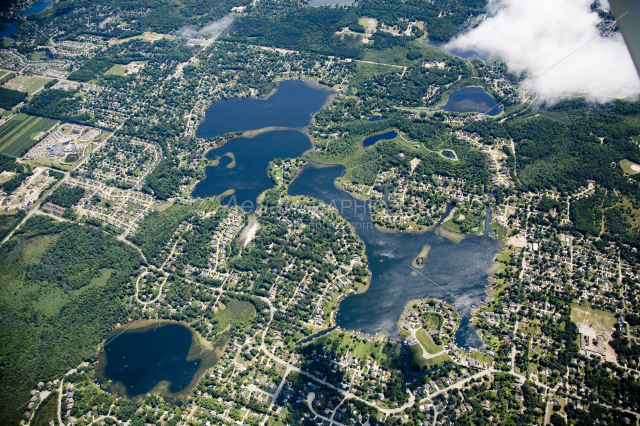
[367,115,387,122]
[362,130,398,147]
[441,86,502,116]
[441,150,456,159]
[95,320,228,401]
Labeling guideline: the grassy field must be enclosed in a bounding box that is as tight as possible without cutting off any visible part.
[570,303,616,336]
[3,75,49,94]
[351,61,402,87]
[632,135,640,143]
[223,299,256,321]
[409,345,452,370]
[0,114,57,157]
[111,31,177,45]
[421,312,443,331]
[620,159,640,175]
[104,64,127,76]
[416,328,442,354]
[0,71,14,85]
[358,17,378,33]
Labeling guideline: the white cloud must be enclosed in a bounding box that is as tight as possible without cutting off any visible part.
[178,13,237,38]
[445,0,640,102]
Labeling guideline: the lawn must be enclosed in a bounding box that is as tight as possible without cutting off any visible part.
[421,312,443,331]
[620,159,640,175]
[104,64,127,76]
[570,303,616,336]
[631,135,640,143]
[3,75,50,94]
[409,345,452,370]
[416,328,442,354]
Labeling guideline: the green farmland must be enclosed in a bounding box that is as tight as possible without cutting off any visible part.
[0,114,57,157]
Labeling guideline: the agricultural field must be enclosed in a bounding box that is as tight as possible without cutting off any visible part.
[3,75,50,94]
[0,114,58,157]
[570,303,617,336]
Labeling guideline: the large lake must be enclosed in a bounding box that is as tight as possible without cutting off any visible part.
[193,79,335,211]
[289,163,499,348]
[95,321,228,401]
[192,130,312,210]
[196,79,334,138]
[442,86,503,116]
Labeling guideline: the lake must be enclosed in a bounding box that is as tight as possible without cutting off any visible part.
[192,130,312,211]
[21,0,51,15]
[288,163,500,348]
[96,320,228,401]
[196,79,334,138]
[442,86,503,116]
[362,130,397,147]
[0,23,18,39]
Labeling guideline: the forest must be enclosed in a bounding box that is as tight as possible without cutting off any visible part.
[43,184,85,208]
[131,203,194,265]
[0,217,143,425]
[226,0,485,58]
[0,87,27,110]
[23,89,94,126]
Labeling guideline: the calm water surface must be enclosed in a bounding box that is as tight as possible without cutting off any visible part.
[363,130,397,147]
[289,164,499,348]
[442,86,502,116]
[192,130,311,211]
[368,116,387,122]
[196,80,334,138]
[21,0,51,15]
[0,23,18,38]
[96,321,228,401]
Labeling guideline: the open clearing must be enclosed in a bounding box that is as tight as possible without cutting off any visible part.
[571,303,616,336]
[0,114,57,157]
[409,345,451,370]
[620,159,640,175]
[223,299,256,321]
[3,75,50,94]
[416,328,442,354]
[104,64,127,76]
[111,31,176,45]
[358,17,378,33]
